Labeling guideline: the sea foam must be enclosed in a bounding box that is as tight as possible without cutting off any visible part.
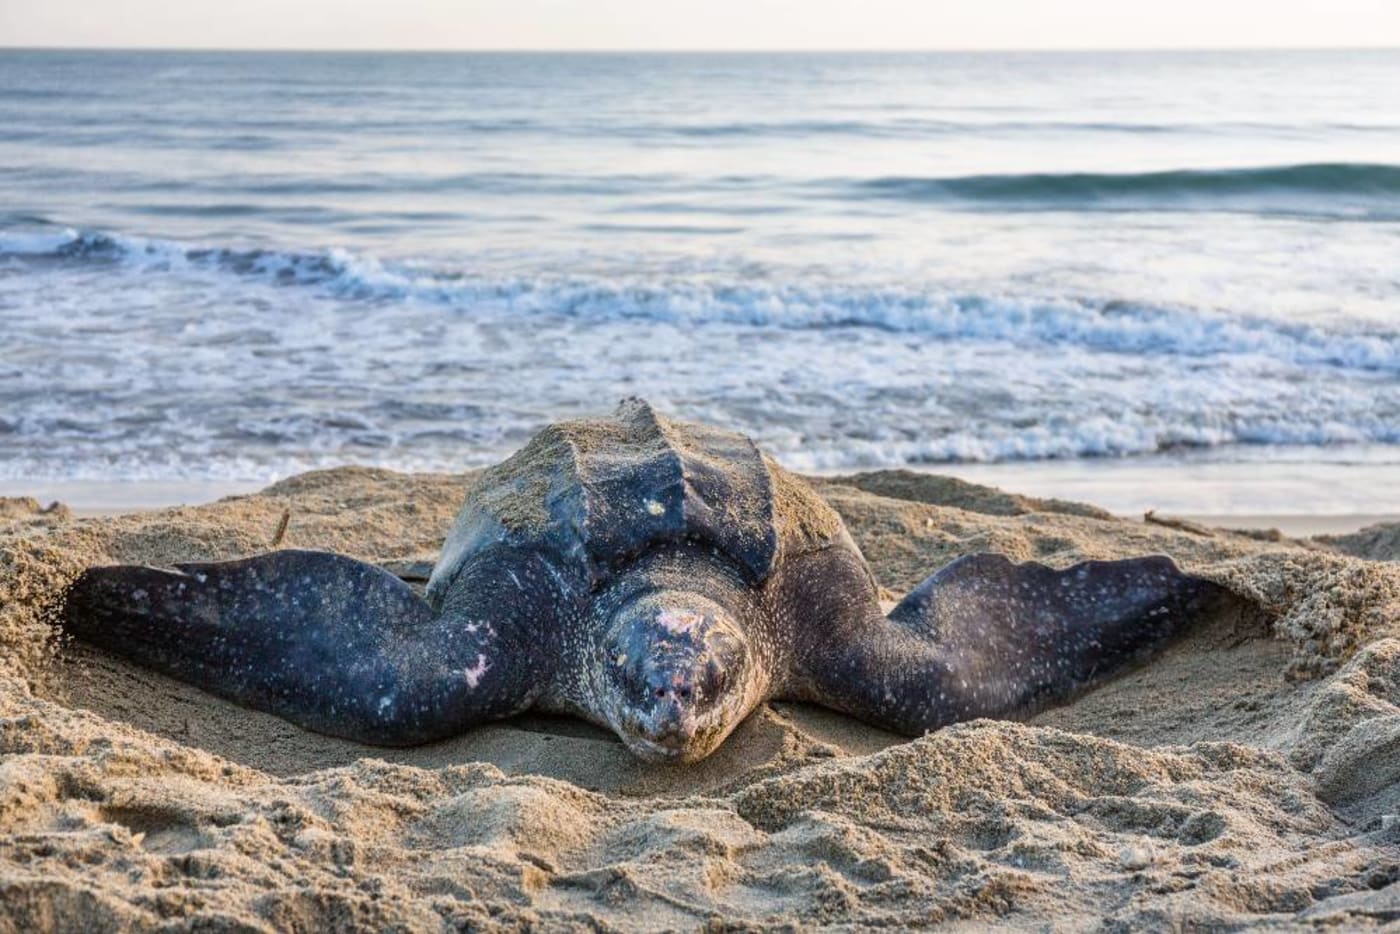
[4,226,1396,374]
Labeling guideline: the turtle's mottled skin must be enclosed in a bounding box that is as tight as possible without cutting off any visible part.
[63,400,1225,762]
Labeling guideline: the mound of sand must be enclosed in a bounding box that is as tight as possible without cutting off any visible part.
[1321,522,1400,563]
[1,470,1397,930]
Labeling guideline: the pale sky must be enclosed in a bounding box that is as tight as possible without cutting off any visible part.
[2,0,1399,51]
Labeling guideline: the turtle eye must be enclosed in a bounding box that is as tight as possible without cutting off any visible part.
[701,660,728,702]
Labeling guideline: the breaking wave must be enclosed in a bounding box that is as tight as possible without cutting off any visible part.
[846,162,1400,216]
[3,225,1396,373]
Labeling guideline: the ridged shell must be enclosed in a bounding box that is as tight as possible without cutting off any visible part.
[426,399,843,606]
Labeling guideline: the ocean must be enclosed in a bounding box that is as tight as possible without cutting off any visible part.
[1,49,1397,514]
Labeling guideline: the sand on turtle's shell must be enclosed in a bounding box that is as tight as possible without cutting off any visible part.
[450,399,843,576]
[1,469,1398,930]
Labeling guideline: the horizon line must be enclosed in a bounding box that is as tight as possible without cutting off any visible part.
[3,43,1400,54]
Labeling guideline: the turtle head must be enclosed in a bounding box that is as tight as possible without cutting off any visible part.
[598,590,757,763]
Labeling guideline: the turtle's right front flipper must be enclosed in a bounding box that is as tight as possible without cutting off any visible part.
[62,548,556,745]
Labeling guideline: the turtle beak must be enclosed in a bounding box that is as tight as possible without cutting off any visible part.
[618,689,699,759]
[643,696,699,750]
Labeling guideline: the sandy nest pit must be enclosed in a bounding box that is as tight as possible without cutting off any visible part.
[1,467,1398,930]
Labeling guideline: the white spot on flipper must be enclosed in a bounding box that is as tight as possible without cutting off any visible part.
[543,562,573,595]
[645,499,665,516]
[464,654,491,689]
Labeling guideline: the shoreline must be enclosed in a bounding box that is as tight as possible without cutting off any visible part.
[1177,513,1399,536]
[4,469,1396,538]
[54,506,1400,538]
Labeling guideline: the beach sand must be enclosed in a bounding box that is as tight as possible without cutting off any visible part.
[1,467,1397,930]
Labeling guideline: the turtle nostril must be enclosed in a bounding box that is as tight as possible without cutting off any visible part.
[678,687,692,701]
[654,687,666,699]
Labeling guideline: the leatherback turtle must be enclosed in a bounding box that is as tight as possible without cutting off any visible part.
[62,400,1223,762]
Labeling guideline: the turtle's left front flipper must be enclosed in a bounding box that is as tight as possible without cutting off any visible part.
[798,553,1228,736]
[62,549,549,745]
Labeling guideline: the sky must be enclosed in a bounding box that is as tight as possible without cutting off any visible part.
[2,0,1399,51]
